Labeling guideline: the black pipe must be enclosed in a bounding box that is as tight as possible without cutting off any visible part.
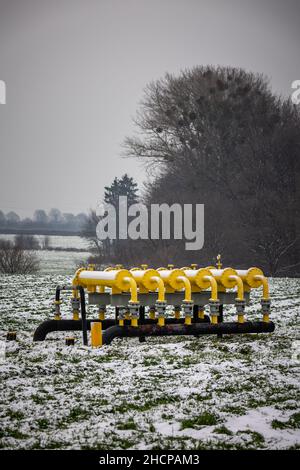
[139,306,146,343]
[217,304,224,339]
[193,304,199,322]
[77,285,88,346]
[53,284,88,346]
[102,321,275,345]
[33,315,211,341]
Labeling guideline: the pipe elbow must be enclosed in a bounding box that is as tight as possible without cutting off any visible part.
[229,275,244,300]
[254,275,270,300]
[178,276,192,302]
[204,275,219,301]
[152,276,166,302]
[124,277,138,303]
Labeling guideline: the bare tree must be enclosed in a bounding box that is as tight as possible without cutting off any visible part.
[0,240,39,274]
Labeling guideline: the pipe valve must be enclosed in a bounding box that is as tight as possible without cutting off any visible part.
[235,299,246,323]
[71,297,80,320]
[209,300,220,324]
[128,301,140,327]
[118,306,127,326]
[98,305,106,321]
[261,299,271,322]
[54,300,61,320]
[182,300,194,325]
[156,300,167,326]
[149,306,156,320]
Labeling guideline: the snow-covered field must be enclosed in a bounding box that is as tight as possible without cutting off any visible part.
[0,252,299,450]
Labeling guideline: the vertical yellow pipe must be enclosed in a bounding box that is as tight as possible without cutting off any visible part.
[91,322,102,347]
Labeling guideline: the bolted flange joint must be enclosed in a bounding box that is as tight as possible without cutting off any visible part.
[209,300,220,316]
[155,301,167,318]
[118,306,127,320]
[181,300,194,318]
[128,301,140,319]
[71,297,80,311]
[261,299,271,313]
[235,299,246,314]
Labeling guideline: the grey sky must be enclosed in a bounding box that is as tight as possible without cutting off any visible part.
[0,0,299,217]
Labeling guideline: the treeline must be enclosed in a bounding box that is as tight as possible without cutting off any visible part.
[0,208,88,233]
[82,66,300,277]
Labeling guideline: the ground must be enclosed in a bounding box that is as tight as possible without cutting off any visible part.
[0,256,299,450]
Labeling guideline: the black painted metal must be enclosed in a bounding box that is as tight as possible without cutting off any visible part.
[102,321,275,345]
[33,316,211,341]
[218,304,224,339]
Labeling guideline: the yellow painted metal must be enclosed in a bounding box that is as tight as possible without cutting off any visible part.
[184,316,192,325]
[131,318,138,327]
[130,269,165,301]
[73,311,79,321]
[238,314,245,324]
[198,309,205,319]
[211,315,218,324]
[149,311,156,320]
[263,313,270,323]
[184,268,219,301]
[236,268,269,299]
[216,254,222,269]
[73,268,139,304]
[119,319,124,326]
[99,311,105,321]
[158,316,165,327]
[209,268,239,289]
[91,322,102,347]
[123,277,138,303]
[174,309,181,319]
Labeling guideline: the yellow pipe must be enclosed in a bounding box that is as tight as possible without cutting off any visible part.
[131,318,138,327]
[91,322,102,347]
[158,317,165,327]
[174,309,181,319]
[228,275,244,301]
[151,276,165,302]
[198,308,205,320]
[254,275,270,300]
[124,277,138,303]
[177,276,192,302]
[203,275,218,301]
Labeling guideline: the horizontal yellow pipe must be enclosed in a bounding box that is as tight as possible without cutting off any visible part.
[229,275,244,301]
[254,275,270,299]
[203,275,218,301]
[177,276,192,302]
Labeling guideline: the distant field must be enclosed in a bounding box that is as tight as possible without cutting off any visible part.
[0,234,90,251]
[0,255,299,449]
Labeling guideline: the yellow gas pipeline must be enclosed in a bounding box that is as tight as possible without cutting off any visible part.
[237,268,270,322]
[184,268,220,323]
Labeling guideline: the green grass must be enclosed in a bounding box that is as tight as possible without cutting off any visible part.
[272,413,300,430]
[116,419,137,431]
[180,412,219,429]
[213,425,233,436]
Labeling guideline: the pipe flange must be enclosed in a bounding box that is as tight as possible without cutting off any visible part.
[235,299,246,314]
[118,306,127,319]
[209,300,220,315]
[128,301,140,318]
[181,301,194,316]
[155,300,167,317]
[71,298,80,311]
[261,299,271,313]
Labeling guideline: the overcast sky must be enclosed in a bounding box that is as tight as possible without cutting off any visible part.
[0,0,299,217]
